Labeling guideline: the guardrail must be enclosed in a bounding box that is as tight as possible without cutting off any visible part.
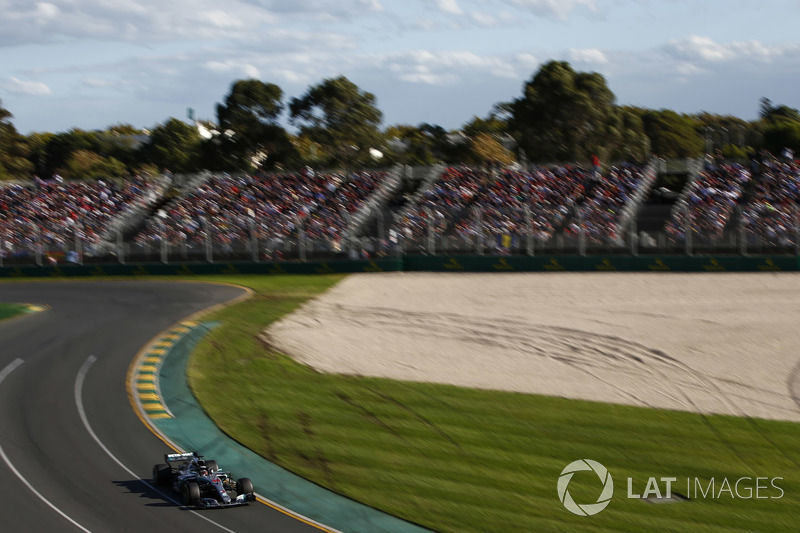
[0,254,794,278]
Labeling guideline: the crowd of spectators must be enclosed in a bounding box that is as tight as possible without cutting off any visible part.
[394,164,623,252]
[563,163,650,244]
[393,165,594,251]
[455,166,590,248]
[394,166,486,246]
[133,169,385,254]
[303,170,383,245]
[6,150,800,263]
[0,175,159,261]
[740,155,800,247]
[664,162,751,242]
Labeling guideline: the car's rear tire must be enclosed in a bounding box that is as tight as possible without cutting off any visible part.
[182,481,201,506]
[236,477,254,496]
[153,464,170,486]
[205,460,218,473]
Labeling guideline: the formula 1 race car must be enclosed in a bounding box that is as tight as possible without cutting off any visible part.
[152,451,256,508]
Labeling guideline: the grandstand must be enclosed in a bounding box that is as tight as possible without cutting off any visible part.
[1,153,797,265]
[0,174,167,265]
[129,168,391,262]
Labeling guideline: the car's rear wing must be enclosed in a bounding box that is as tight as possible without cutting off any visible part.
[165,451,198,464]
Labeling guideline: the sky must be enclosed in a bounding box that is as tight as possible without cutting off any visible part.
[1,0,799,134]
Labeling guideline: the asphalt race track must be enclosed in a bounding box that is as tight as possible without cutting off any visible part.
[0,281,322,533]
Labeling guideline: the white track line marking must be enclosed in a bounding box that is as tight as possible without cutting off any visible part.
[75,355,236,533]
[0,359,93,533]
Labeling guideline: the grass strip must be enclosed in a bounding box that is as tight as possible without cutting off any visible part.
[180,274,800,532]
[0,303,34,321]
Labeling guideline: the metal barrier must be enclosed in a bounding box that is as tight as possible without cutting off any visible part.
[0,254,795,278]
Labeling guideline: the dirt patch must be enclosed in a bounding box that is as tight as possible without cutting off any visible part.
[265,272,800,422]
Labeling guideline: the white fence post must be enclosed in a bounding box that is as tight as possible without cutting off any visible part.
[160,221,168,264]
[117,228,125,264]
[475,206,484,255]
[739,207,747,256]
[76,220,84,265]
[525,205,534,256]
[795,205,800,256]
[250,217,259,263]
[684,203,692,256]
[297,216,307,262]
[35,224,42,266]
[204,217,213,263]
[425,207,434,255]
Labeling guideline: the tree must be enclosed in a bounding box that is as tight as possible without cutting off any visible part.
[694,112,752,155]
[0,100,33,180]
[106,123,142,136]
[215,79,294,170]
[639,110,704,158]
[25,132,55,178]
[759,97,800,124]
[289,133,328,167]
[762,122,800,156]
[603,106,649,163]
[142,118,203,173]
[383,124,438,166]
[289,76,383,168]
[39,129,102,177]
[96,124,146,170]
[62,149,126,180]
[462,110,509,138]
[469,133,515,166]
[756,98,800,156]
[510,60,618,163]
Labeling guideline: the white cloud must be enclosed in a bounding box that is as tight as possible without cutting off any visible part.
[420,0,601,29]
[469,11,497,26]
[202,60,260,79]
[245,28,356,53]
[236,0,386,24]
[502,0,597,20]
[243,64,261,78]
[35,2,60,18]
[664,35,800,64]
[359,0,384,12]
[569,48,608,65]
[435,0,464,15]
[666,35,736,62]
[398,70,459,85]
[0,0,278,45]
[82,78,117,88]
[271,68,311,84]
[412,17,437,31]
[1,77,52,96]
[515,52,539,69]
[382,50,520,85]
[195,10,247,30]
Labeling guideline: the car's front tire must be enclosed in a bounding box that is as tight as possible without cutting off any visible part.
[236,477,254,497]
[182,481,201,506]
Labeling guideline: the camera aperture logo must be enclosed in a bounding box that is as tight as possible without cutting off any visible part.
[557,459,614,516]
